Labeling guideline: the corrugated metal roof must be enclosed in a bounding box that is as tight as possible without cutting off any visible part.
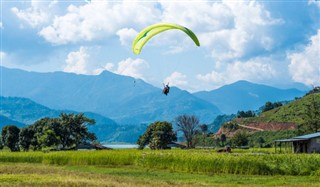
[293,132,320,140]
[274,132,320,142]
[274,139,305,142]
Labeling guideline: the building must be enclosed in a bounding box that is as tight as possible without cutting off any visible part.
[274,132,320,153]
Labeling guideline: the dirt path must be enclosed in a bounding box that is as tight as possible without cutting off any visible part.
[238,124,264,131]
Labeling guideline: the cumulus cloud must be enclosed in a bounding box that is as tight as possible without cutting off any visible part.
[0,22,3,29]
[11,1,55,28]
[288,30,320,85]
[308,0,320,8]
[116,28,138,46]
[104,58,149,80]
[164,72,188,87]
[198,1,283,61]
[39,1,160,45]
[0,51,6,60]
[197,59,277,86]
[64,47,90,74]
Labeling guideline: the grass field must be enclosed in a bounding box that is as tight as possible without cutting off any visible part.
[0,149,320,186]
[0,162,319,187]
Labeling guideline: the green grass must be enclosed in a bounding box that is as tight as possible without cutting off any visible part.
[1,149,320,176]
[239,93,320,124]
[0,162,319,187]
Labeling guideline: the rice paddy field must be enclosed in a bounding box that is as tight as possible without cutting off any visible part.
[0,149,320,186]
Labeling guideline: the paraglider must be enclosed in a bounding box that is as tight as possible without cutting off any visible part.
[162,83,170,96]
[132,23,200,55]
[132,23,200,95]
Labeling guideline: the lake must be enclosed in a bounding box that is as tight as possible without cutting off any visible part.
[103,144,139,149]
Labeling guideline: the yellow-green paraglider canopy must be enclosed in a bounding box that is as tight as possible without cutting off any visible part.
[132,23,200,55]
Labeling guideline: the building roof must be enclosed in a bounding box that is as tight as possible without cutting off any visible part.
[274,132,320,142]
[292,132,320,140]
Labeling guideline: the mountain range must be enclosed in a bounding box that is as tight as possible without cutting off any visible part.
[194,80,306,114]
[0,66,308,142]
[0,66,221,124]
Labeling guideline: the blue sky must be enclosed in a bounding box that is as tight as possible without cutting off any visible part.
[1,0,319,92]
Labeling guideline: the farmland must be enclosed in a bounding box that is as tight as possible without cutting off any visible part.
[0,149,320,186]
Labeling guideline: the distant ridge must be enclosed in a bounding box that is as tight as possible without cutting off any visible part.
[0,66,221,124]
[194,80,306,114]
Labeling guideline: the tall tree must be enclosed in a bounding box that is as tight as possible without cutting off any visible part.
[231,130,249,147]
[59,113,96,149]
[137,121,176,150]
[258,137,265,148]
[19,126,35,151]
[2,125,20,151]
[174,115,200,148]
[300,93,320,133]
[220,134,226,147]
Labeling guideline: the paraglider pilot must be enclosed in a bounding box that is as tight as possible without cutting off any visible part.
[163,83,170,95]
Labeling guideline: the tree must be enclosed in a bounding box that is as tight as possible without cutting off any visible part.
[299,93,320,134]
[237,110,255,118]
[257,137,265,148]
[2,125,20,151]
[19,126,35,151]
[59,113,96,149]
[220,134,226,147]
[137,121,176,150]
[199,124,208,133]
[175,115,200,148]
[232,131,249,147]
[262,101,283,112]
[24,113,96,151]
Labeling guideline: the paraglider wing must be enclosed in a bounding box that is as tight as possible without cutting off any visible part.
[132,23,200,54]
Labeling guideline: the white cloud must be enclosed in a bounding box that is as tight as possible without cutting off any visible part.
[39,1,160,45]
[288,30,320,86]
[11,1,54,28]
[116,28,138,46]
[64,47,89,74]
[0,51,6,60]
[308,0,320,8]
[0,22,3,29]
[192,1,283,61]
[164,72,188,87]
[197,58,277,87]
[111,58,150,80]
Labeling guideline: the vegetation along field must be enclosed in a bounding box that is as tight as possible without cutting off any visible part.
[0,149,320,186]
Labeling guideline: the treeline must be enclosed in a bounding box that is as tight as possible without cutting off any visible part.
[0,113,96,152]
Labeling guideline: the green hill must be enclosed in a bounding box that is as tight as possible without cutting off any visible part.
[239,93,320,125]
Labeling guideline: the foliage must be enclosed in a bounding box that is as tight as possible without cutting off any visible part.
[199,124,208,133]
[19,126,35,151]
[231,130,249,147]
[233,93,320,128]
[1,125,20,151]
[257,137,265,148]
[59,113,96,149]
[174,115,200,148]
[2,149,320,176]
[208,114,236,133]
[222,122,239,131]
[305,86,320,95]
[298,93,320,134]
[237,110,256,118]
[220,134,227,147]
[262,101,283,113]
[248,130,298,147]
[1,163,320,187]
[1,113,96,152]
[137,121,176,150]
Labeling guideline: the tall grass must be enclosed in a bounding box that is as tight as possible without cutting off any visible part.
[1,150,320,176]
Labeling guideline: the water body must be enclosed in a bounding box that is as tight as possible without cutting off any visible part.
[103,144,139,149]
